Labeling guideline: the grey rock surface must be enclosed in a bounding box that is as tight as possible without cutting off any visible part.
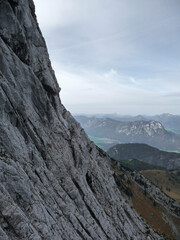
[0,0,165,239]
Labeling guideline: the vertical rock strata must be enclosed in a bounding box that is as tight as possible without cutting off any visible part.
[0,1,164,239]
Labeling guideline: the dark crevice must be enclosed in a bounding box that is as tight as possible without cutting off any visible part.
[71,146,76,164]
[42,83,56,96]
[76,218,92,239]
[86,172,95,194]
[8,0,18,14]
[86,172,92,186]
[72,178,110,239]
[72,179,84,199]
[76,230,86,240]
[1,35,30,65]
[15,115,29,143]
[5,0,31,65]
[0,212,20,239]
[34,170,44,185]
[84,203,110,240]
[13,41,30,65]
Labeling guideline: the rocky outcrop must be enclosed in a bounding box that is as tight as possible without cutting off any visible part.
[0,1,165,239]
[132,172,180,217]
[111,161,180,239]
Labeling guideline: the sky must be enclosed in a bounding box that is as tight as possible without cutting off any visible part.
[33,0,180,115]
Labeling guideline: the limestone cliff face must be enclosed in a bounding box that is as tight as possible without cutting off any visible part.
[0,1,164,239]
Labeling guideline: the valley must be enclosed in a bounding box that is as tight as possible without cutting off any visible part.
[88,135,120,150]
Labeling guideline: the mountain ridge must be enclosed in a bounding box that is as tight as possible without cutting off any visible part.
[75,113,180,133]
[107,143,180,170]
[75,115,180,151]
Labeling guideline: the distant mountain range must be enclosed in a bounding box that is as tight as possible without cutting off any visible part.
[115,113,180,134]
[75,113,180,133]
[107,143,180,170]
[75,115,180,151]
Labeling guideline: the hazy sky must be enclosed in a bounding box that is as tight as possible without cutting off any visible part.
[34,0,180,115]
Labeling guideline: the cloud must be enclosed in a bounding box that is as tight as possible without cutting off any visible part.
[34,0,82,30]
[164,92,180,98]
[34,0,180,115]
[52,61,179,115]
[129,77,138,84]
